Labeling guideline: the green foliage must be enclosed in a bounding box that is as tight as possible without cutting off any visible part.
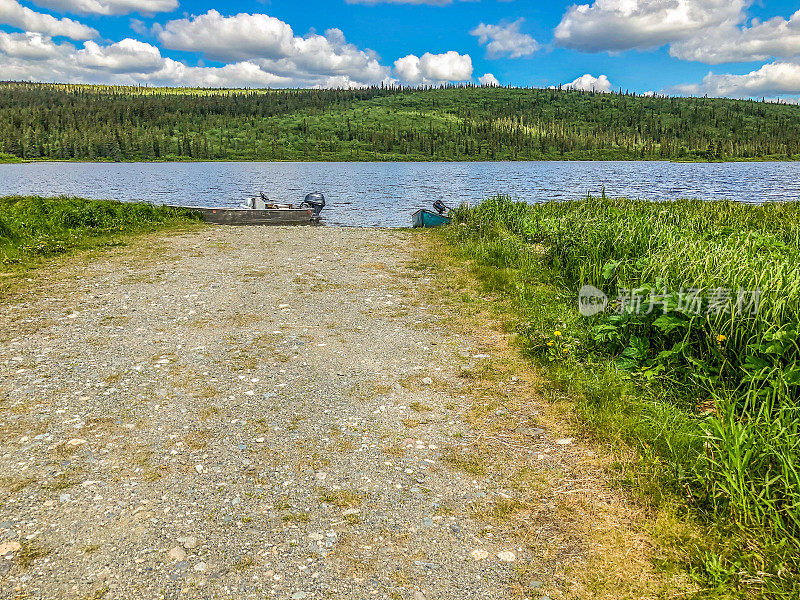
[460,196,800,395]
[0,152,22,163]
[1,82,800,162]
[0,195,200,267]
[444,196,800,596]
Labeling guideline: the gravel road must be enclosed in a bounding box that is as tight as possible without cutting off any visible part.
[0,226,568,600]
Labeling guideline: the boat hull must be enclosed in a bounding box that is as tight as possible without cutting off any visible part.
[412,209,451,228]
[190,207,319,225]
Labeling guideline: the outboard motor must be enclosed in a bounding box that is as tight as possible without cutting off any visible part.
[433,199,449,215]
[300,192,326,216]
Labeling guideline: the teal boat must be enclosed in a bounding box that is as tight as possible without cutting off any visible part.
[412,209,451,228]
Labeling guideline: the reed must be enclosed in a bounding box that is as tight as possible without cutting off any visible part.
[444,196,800,596]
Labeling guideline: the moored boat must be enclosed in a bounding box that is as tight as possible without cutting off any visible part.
[412,200,453,227]
[180,192,326,225]
[412,209,452,228]
[194,206,318,225]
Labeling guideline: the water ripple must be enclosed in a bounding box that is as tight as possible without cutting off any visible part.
[1,161,799,227]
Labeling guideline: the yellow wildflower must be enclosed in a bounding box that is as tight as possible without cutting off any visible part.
[554,331,562,337]
[547,341,554,347]
[717,334,727,343]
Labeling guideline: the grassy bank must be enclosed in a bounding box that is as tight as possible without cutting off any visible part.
[0,196,201,284]
[441,196,800,597]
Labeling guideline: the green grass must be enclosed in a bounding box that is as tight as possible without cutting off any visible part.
[0,196,201,278]
[318,488,364,508]
[441,196,800,598]
[15,540,51,569]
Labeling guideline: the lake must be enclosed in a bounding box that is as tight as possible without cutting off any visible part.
[1,161,799,227]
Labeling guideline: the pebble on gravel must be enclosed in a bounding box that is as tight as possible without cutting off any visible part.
[470,549,489,560]
[167,546,187,562]
[497,551,516,562]
[177,536,198,549]
[0,542,21,557]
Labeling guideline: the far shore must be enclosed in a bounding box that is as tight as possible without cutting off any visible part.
[3,156,799,164]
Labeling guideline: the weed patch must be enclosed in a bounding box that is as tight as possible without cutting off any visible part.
[442,195,800,596]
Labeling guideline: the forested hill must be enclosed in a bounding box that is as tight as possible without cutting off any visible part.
[1,82,799,162]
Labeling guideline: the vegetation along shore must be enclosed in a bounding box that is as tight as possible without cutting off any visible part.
[2,83,800,163]
[0,196,200,291]
[441,196,800,597]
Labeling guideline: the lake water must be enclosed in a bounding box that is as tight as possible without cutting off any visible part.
[1,161,799,227]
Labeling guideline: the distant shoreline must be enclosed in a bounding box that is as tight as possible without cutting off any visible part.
[3,156,799,165]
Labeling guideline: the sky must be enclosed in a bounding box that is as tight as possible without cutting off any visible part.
[1,0,800,100]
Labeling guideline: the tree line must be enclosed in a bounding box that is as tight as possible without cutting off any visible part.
[1,82,798,162]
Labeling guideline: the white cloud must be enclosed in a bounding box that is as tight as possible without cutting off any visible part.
[144,59,291,87]
[129,17,150,35]
[0,32,83,80]
[478,73,499,86]
[0,30,72,59]
[393,51,472,84]
[554,0,800,67]
[0,32,296,86]
[671,61,800,98]
[0,28,388,88]
[0,7,475,89]
[76,38,163,73]
[669,10,800,64]
[156,10,293,62]
[561,73,613,92]
[554,0,747,53]
[392,54,422,83]
[470,19,539,59]
[0,0,97,40]
[420,51,472,81]
[30,0,177,17]
[155,10,390,85]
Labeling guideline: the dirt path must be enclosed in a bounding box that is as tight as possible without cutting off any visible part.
[0,226,647,600]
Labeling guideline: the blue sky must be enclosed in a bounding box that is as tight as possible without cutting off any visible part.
[1,0,800,99]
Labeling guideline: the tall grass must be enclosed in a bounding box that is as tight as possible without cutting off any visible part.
[445,196,800,596]
[0,196,200,268]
